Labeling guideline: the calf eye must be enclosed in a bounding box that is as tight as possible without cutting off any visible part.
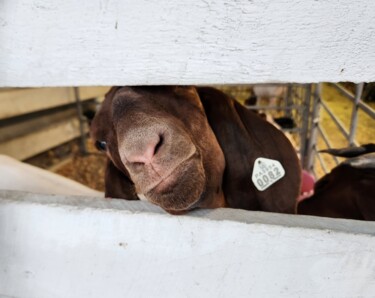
[95,140,107,151]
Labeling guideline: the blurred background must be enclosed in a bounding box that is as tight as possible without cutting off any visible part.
[1,83,374,192]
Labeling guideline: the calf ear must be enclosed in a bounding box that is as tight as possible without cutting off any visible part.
[90,86,122,140]
[83,107,98,127]
[104,159,138,200]
[198,87,301,213]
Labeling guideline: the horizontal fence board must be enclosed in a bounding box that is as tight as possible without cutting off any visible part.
[0,156,102,196]
[1,0,374,86]
[1,191,375,298]
[0,87,108,120]
[0,118,82,160]
[0,88,75,120]
[0,109,78,143]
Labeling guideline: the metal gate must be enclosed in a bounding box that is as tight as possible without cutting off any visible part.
[242,83,375,179]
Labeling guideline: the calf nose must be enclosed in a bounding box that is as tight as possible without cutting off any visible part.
[126,133,163,165]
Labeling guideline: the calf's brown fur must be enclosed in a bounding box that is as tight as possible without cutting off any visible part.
[91,86,301,214]
[298,146,375,220]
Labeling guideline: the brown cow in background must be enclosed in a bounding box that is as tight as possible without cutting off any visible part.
[298,144,375,220]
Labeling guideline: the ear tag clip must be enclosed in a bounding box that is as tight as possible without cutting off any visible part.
[252,158,285,191]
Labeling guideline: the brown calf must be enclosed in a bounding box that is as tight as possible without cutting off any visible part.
[90,86,301,214]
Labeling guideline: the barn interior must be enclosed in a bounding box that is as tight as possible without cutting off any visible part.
[1,83,374,193]
[1,0,375,296]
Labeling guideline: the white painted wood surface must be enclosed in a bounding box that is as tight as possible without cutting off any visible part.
[0,87,109,120]
[1,190,375,298]
[1,0,374,87]
[0,156,102,196]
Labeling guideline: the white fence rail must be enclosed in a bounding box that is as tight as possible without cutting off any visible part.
[1,0,375,87]
[1,1,375,296]
[1,191,375,298]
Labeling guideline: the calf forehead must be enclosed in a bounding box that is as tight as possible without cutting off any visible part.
[115,86,144,99]
[112,86,204,124]
[115,86,177,100]
[114,86,200,105]
[112,87,176,113]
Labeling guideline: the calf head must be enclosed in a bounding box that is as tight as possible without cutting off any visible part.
[91,86,225,213]
[91,86,301,214]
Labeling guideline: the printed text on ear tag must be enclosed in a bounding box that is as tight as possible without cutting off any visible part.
[252,158,285,191]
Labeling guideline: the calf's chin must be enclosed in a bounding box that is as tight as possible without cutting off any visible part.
[145,157,206,212]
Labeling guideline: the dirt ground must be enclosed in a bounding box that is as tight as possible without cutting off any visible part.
[54,142,106,191]
[32,84,374,190]
[26,139,107,191]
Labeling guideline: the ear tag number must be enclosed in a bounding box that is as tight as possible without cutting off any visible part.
[252,158,285,191]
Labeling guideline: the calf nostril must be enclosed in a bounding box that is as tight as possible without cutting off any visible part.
[154,134,164,156]
[125,133,164,165]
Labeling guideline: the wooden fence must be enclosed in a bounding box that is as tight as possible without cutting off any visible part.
[0,87,109,160]
[1,0,375,297]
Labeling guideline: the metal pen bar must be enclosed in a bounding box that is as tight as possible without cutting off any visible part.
[306,83,321,172]
[299,84,312,168]
[358,101,375,120]
[320,100,350,139]
[293,85,304,150]
[73,87,87,154]
[331,83,355,101]
[317,126,340,165]
[299,85,305,105]
[331,83,375,119]
[348,83,364,146]
[317,126,330,147]
[316,152,328,174]
[285,84,293,118]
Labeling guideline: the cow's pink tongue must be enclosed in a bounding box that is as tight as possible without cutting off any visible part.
[297,170,315,202]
